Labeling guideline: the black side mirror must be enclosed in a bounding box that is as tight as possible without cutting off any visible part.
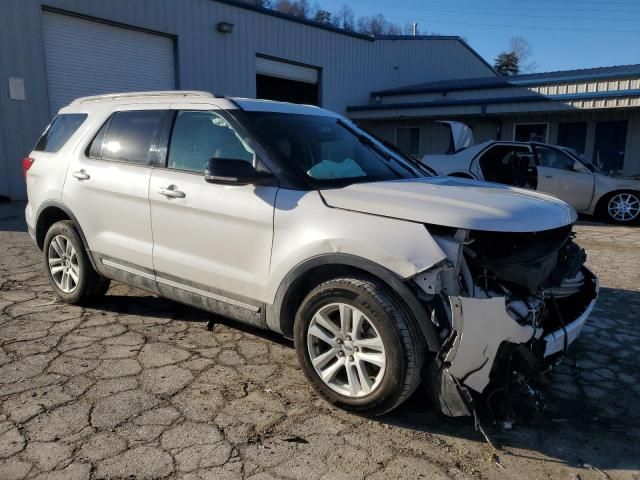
[204,158,276,186]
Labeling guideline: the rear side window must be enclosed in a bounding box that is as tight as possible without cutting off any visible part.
[34,114,87,152]
[88,110,168,165]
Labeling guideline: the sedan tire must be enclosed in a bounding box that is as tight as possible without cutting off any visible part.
[294,276,424,416]
[599,190,640,225]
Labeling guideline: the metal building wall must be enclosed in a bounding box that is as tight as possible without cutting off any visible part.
[0,0,495,200]
[500,110,640,174]
[362,111,640,174]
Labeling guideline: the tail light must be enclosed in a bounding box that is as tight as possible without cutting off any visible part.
[22,157,34,177]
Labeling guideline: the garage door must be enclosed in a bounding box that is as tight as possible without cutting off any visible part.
[255,57,319,84]
[255,56,320,105]
[42,12,175,115]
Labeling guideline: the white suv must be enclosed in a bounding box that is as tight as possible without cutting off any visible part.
[25,91,598,417]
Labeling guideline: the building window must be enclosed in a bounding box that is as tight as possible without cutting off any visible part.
[557,122,587,153]
[514,123,548,143]
[396,127,421,155]
[594,120,627,172]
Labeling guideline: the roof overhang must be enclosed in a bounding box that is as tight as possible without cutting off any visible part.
[348,89,640,120]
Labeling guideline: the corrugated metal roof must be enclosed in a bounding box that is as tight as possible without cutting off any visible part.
[349,88,640,112]
[513,64,640,82]
[373,64,640,97]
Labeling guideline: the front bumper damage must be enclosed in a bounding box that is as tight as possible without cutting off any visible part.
[415,227,599,418]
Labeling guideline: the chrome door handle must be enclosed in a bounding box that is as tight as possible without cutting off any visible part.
[158,187,186,199]
[72,170,90,180]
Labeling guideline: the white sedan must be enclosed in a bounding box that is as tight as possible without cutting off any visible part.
[422,134,640,225]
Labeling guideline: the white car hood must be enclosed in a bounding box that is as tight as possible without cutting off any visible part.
[320,177,577,232]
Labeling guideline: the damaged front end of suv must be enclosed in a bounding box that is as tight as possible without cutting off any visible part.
[413,224,598,418]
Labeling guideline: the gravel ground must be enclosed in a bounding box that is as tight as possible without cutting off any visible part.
[0,202,639,480]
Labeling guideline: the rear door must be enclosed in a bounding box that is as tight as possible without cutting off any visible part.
[475,143,537,189]
[534,145,594,211]
[62,105,171,273]
[148,107,277,321]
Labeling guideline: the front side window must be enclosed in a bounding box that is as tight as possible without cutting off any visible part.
[244,112,419,186]
[34,114,87,152]
[396,127,420,155]
[167,111,254,173]
[91,110,167,164]
[535,146,576,171]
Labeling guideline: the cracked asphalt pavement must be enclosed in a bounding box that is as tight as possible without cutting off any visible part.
[0,202,639,480]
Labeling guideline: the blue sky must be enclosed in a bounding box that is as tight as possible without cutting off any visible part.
[320,0,640,73]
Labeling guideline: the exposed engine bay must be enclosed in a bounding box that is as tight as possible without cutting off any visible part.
[413,224,598,419]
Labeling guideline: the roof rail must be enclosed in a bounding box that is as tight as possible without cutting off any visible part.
[70,91,215,105]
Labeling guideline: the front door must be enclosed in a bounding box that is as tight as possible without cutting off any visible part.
[534,145,594,212]
[148,109,277,321]
[593,121,627,173]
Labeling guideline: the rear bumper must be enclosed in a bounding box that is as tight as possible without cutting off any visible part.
[25,202,36,242]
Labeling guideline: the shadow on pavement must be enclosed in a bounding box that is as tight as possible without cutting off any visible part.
[88,293,293,348]
[0,202,27,232]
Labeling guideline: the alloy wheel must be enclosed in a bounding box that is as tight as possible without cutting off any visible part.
[48,234,80,293]
[307,302,386,398]
[608,193,640,222]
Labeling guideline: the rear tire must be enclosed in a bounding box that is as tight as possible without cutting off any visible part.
[294,276,424,416]
[597,190,640,225]
[43,220,111,304]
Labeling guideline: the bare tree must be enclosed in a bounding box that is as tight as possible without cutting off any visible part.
[273,0,311,18]
[271,1,406,36]
[509,36,537,73]
[494,37,537,76]
[356,13,402,36]
[332,4,355,30]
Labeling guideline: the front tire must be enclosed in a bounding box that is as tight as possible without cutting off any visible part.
[294,276,424,416]
[43,220,110,303]
[598,190,640,225]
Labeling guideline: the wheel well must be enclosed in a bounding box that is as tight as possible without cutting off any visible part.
[448,172,473,179]
[35,207,70,249]
[278,264,379,338]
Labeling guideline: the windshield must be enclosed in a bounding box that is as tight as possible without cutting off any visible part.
[562,147,606,174]
[243,112,423,187]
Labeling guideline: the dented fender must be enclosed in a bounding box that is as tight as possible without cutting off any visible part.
[267,190,448,304]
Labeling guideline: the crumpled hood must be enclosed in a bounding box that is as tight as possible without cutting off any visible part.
[320,177,577,232]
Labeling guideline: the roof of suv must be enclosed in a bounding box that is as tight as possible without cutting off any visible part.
[63,90,334,117]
